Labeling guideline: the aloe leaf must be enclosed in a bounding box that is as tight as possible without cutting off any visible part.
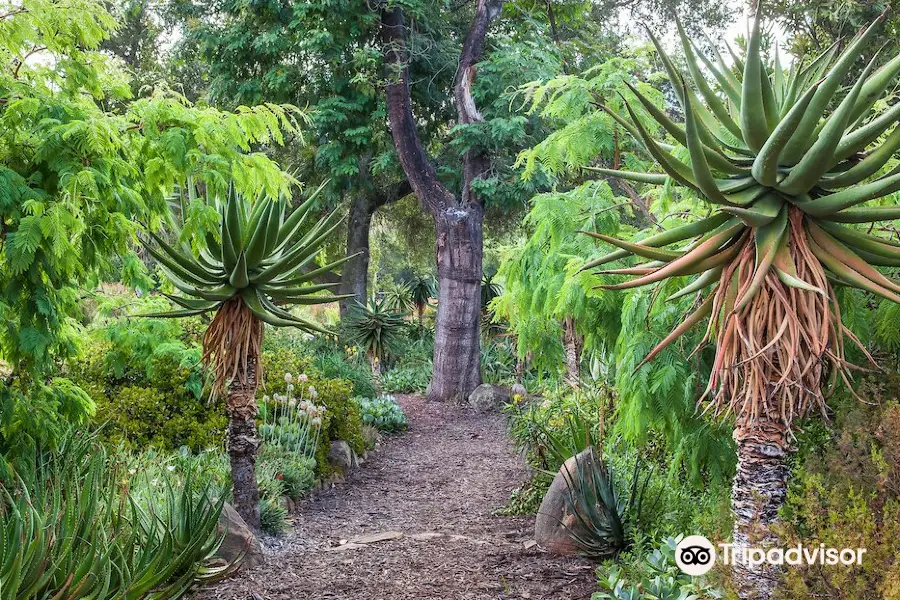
[834,102,900,161]
[582,166,667,185]
[779,52,878,195]
[751,81,821,187]
[721,193,784,227]
[782,16,885,164]
[800,171,900,216]
[734,207,788,312]
[667,266,723,301]
[740,9,770,152]
[582,232,683,262]
[822,127,900,189]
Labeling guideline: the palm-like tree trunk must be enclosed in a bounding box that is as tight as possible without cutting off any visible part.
[731,415,789,598]
[563,315,581,387]
[370,353,382,396]
[227,345,262,529]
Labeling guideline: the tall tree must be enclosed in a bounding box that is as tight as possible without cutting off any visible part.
[380,0,505,401]
[585,9,900,598]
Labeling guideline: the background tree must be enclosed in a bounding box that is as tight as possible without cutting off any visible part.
[166,0,426,314]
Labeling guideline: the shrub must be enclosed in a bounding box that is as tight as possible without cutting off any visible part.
[93,385,226,451]
[355,395,408,433]
[382,363,432,393]
[779,378,900,599]
[311,351,377,397]
[594,536,724,600]
[1,433,237,599]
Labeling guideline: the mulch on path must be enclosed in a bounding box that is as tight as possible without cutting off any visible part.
[200,395,597,600]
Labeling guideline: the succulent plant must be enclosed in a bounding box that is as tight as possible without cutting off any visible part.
[144,183,349,529]
[144,184,352,392]
[145,183,351,331]
[589,10,900,425]
[588,8,900,597]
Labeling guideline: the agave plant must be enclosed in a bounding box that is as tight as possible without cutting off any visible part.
[586,9,900,597]
[144,183,350,528]
[344,298,407,394]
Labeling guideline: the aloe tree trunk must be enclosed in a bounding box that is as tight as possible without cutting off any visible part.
[381,0,503,402]
[227,350,262,530]
[731,415,789,598]
[370,353,382,396]
[563,315,581,387]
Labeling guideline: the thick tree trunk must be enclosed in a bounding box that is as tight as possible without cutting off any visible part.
[339,193,374,316]
[731,415,789,599]
[381,0,503,402]
[429,206,484,402]
[227,352,261,530]
[563,315,581,387]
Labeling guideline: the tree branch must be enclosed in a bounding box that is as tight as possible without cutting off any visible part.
[380,6,455,217]
[453,0,505,208]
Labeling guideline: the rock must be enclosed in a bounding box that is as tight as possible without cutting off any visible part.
[511,383,528,399]
[350,531,404,544]
[328,440,359,471]
[535,447,610,557]
[467,384,510,413]
[215,502,264,569]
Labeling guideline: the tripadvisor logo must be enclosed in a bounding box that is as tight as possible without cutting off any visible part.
[675,535,867,576]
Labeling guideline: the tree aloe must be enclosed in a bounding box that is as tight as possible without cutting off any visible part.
[588,8,900,598]
[146,185,350,528]
[344,298,407,394]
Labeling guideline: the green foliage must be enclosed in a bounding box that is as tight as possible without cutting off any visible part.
[594,536,723,600]
[382,364,432,394]
[780,377,900,599]
[492,180,625,379]
[68,295,226,451]
[312,351,378,397]
[0,377,96,471]
[0,0,297,378]
[146,182,347,336]
[1,432,236,599]
[614,284,735,485]
[354,395,408,433]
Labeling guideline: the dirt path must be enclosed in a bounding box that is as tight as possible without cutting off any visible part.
[201,395,596,600]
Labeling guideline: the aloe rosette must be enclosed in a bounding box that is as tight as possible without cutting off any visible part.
[589,10,900,426]
[144,184,352,391]
[587,10,900,596]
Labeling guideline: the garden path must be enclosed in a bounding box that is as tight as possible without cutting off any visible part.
[199,395,596,600]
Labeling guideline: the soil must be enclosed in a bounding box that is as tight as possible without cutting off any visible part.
[199,395,597,600]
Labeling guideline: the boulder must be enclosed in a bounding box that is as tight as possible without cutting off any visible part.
[328,440,358,471]
[215,502,264,569]
[510,383,528,400]
[467,384,510,413]
[535,447,611,557]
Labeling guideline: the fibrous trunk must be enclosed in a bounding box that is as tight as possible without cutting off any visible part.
[429,205,484,402]
[204,297,264,529]
[370,353,382,396]
[227,349,261,530]
[563,315,581,387]
[731,416,789,599]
